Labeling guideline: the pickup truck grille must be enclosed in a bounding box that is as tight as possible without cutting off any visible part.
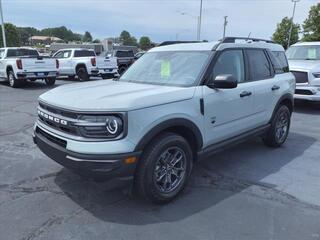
[291,71,308,84]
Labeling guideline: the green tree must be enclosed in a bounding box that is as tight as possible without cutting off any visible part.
[139,36,151,50]
[119,30,138,46]
[17,27,39,45]
[0,23,21,47]
[92,39,101,43]
[302,3,320,41]
[272,17,300,49]
[82,31,93,42]
[40,26,80,42]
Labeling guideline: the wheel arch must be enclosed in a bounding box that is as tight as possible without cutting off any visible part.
[134,118,203,155]
[75,63,87,72]
[270,93,294,123]
[6,65,14,75]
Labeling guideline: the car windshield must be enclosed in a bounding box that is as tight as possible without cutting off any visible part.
[286,45,320,60]
[119,51,211,87]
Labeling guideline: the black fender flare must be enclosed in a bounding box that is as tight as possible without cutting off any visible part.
[134,118,203,152]
[269,93,294,123]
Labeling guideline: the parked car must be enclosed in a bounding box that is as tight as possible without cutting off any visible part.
[102,50,135,74]
[33,37,295,203]
[0,47,58,88]
[52,49,118,81]
[134,51,145,60]
[287,42,320,101]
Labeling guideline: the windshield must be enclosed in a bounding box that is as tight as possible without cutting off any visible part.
[286,45,320,60]
[119,51,211,86]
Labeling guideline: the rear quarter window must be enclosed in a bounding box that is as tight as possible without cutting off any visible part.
[270,51,289,74]
[74,50,96,57]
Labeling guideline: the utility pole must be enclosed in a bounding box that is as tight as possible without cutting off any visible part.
[0,0,6,47]
[287,0,300,49]
[223,16,228,38]
[198,0,203,41]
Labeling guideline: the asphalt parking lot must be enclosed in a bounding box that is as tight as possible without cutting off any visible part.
[1,79,320,240]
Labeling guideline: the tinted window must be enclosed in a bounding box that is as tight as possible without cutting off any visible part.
[270,51,289,74]
[246,49,272,80]
[212,50,245,83]
[74,50,95,57]
[115,51,134,58]
[7,49,39,57]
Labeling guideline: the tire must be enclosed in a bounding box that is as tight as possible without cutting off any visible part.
[134,132,193,204]
[7,71,20,88]
[76,67,89,81]
[45,77,56,86]
[118,66,127,75]
[263,105,291,148]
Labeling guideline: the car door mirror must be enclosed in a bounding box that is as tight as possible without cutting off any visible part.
[207,74,238,89]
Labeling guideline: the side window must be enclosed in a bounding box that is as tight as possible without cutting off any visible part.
[246,49,272,80]
[53,51,64,58]
[270,51,289,74]
[0,50,5,59]
[63,51,71,58]
[212,50,245,83]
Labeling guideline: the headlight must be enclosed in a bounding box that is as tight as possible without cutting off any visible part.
[312,72,320,78]
[76,115,124,139]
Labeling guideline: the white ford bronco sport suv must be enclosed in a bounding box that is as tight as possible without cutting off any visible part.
[287,42,320,101]
[33,37,295,203]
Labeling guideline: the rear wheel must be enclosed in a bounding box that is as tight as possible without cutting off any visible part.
[263,105,291,147]
[45,77,56,86]
[135,132,193,204]
[8,71,20,88]
[118,66,127,75]
[76,67,89,81]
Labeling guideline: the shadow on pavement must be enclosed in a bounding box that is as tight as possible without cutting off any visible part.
[294,100,320,115]
[54,132,316,225]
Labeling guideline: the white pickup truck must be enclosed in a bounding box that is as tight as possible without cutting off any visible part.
[0,47,58,88]
[52,48,118,81]
[287,42,320,101]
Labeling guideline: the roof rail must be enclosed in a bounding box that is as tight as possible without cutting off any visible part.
[220,37,275,44]
[158,41,201,46]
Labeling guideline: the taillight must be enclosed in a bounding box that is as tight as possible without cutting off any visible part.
[16,59,23,70]
[91,57,96,66]
[56,59,59,69]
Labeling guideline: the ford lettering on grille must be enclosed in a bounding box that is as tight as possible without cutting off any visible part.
[38,110,68,126]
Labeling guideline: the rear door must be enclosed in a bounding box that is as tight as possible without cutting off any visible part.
[203,49,256,146]
[244,49,280,126]
[54,50,72,75]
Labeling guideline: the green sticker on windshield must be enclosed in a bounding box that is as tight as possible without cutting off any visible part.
[308,48,316,59]
[161,60,171,78]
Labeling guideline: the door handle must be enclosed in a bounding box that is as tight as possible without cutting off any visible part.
[240,91,252,98]
[271,85,280,91]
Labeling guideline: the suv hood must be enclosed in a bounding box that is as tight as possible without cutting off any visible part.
[39,80,195,112]
[288,60,320,71]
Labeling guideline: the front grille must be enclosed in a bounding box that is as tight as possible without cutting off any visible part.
[291,71,308,84]
[295,89,314,95]
[38,103,79,136]
[36,127,67,148]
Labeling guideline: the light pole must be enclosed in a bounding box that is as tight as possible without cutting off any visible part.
[198,0,203,41]
[287,0,300,49]
[223,16,228,38]
[0,0,6,47]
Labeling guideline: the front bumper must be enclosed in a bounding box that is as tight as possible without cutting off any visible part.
[33,126,141,180]
[17,71,58,80]
[294,86,320,102]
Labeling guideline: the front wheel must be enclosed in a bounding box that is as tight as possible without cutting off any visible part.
[263,105,291,147]
[135,132,193,204]
[45,77,56,86]
[8,71,20,88]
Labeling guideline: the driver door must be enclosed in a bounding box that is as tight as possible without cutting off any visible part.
[203,49,256,146]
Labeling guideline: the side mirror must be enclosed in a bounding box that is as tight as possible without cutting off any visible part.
[208,74,238,89]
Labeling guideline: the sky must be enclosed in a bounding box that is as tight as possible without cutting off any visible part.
[2,0,319,43]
